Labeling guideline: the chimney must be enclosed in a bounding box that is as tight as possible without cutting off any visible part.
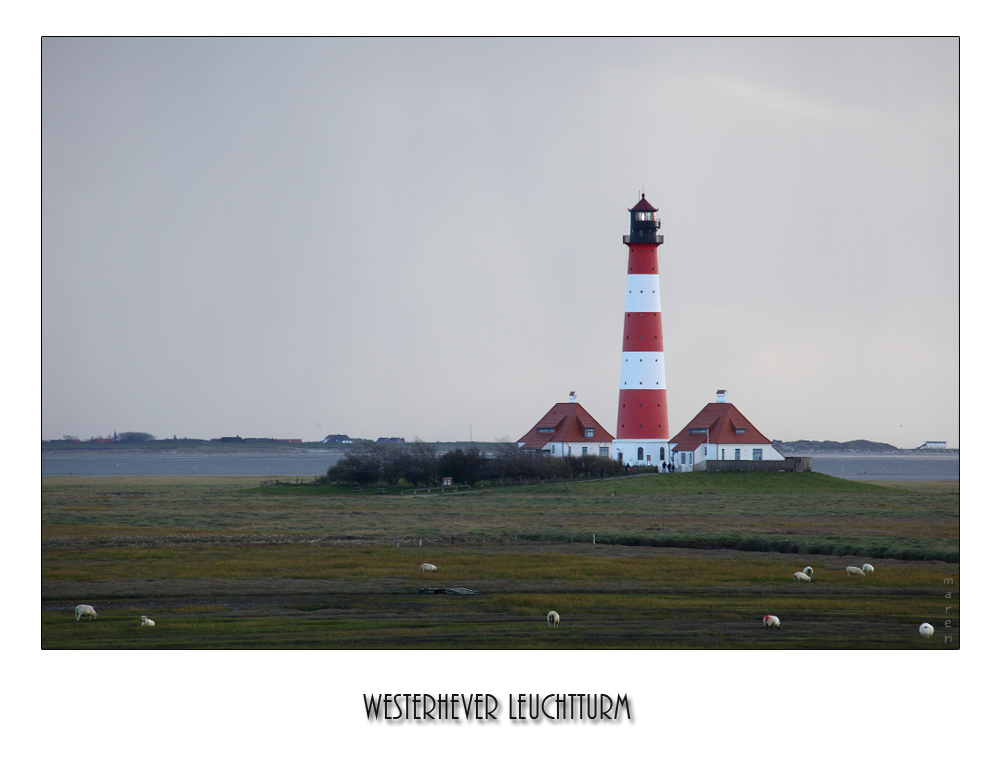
[716,390,727,404]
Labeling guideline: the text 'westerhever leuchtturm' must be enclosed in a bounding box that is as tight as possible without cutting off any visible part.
[363,692,630,722]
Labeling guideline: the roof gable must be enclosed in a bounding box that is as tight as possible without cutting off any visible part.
[668,402,771,451]
[518,402,614,449]
[630,193,657,213]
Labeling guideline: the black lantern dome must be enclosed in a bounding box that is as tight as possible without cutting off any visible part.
[624,193,663,245]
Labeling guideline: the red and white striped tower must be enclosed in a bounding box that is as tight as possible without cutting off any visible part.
[614,194,669,467]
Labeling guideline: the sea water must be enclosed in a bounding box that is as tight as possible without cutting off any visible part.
[40,449,342,478]
[805,452,959,481]
[41,448,959,481]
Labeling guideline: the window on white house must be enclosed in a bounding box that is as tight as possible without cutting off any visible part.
[599,447,609,457]
[753,449,763,461]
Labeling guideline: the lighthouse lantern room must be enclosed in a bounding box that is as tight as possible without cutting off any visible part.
[614,194,670,467]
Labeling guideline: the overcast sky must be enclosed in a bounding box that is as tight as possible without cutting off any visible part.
[41,37,958,447]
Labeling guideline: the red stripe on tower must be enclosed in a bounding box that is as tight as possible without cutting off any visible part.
[614,194,670,467]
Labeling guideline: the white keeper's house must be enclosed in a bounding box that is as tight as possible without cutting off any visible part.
[518,394,614,458]
[668,390,785,472]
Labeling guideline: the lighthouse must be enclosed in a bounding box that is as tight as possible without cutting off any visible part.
[614,194,669,467]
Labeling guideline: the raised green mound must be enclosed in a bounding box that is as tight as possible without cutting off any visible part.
[513,471,900,496]
[247,470,900,497]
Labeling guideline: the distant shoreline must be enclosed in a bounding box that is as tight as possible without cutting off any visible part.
[40,440,489,454]
[41,439,958,455]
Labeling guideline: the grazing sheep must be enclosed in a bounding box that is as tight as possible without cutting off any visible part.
[919,622,934,638]
[802,566,813,576]
[862,563,875,574]
[75,604,97,621]
[418,563,438,572]
[547,610,560,627]
[141,615,155,627]
[763,615,781,630]
[793,571,812,582]
[846,566,866,576]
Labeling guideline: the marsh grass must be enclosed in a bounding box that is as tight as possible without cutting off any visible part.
[41,543,957,589]
[42,474,959,649]
[43,471,958,562]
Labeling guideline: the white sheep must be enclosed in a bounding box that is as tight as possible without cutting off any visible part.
[861,563,875,574]
[793,571,812,582]
[75,604,97,621]
[547,610,560,627]
[802,566,813,576]
[418,563,438,572]
[141,615,155,627]
[763,614,781,630]
[846,566,866,576]
[919,622,934,638]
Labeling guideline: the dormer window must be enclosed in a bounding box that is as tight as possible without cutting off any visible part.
[537,427,554,433]
[735,427,746,434]
[584,428,594,438]
[690,428,708,434]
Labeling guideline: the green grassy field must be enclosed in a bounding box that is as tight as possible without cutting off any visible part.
[41,472,959,649]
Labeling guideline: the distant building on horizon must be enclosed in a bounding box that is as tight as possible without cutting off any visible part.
[917,440,948,449]
[323,434,353,444]
[377,437,405,445]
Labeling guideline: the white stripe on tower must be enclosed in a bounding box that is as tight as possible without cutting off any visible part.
[623,275,661,312]
[619,352,666,389]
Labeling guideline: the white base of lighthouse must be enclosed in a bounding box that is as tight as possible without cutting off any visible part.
[613,438,671,469]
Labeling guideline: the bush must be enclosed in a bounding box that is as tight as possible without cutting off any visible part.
[328,446,381,484]
[437,447,485,485]
[329,441,628,487]
[116,431,156,443]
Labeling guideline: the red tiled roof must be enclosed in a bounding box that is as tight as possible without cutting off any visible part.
[630,193,657,212]
[517,402,614,450]
[668,402,771,451]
